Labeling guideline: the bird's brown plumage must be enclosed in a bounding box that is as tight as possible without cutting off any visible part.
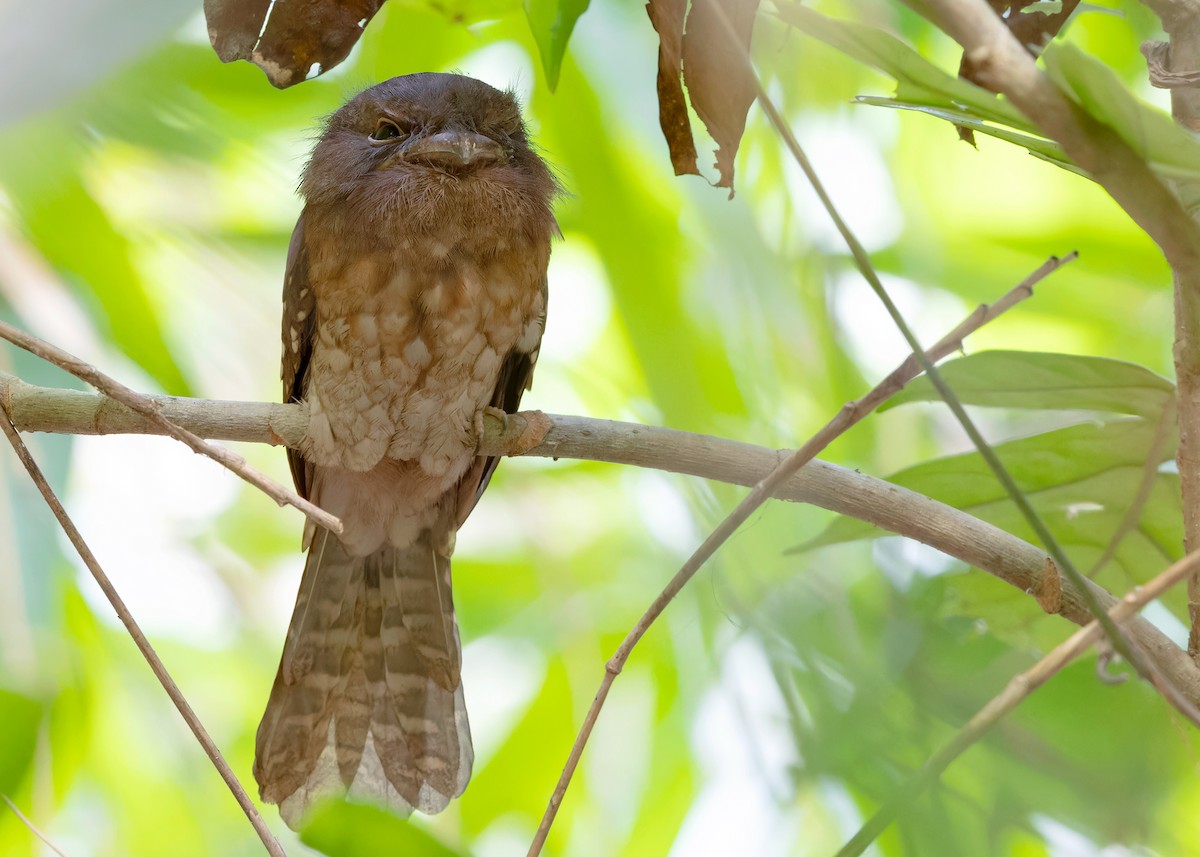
[255,73,557,828]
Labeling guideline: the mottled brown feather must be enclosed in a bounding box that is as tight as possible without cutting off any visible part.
[256,72,557,828]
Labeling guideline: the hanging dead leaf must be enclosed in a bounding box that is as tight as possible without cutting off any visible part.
[681,0,760,193]
[204,0,386,89]
[646,0,701,177]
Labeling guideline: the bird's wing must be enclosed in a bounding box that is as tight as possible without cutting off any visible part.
[455,273,547,526]
[281,211,316,500]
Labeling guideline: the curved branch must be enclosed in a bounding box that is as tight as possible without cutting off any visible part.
[3,370,1198,702]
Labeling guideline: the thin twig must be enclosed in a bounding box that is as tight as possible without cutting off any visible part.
[0,319,341,535]
[524,257,1072,856]
[834,544,1200,857]
[1088,397,1177,579]
[2,794,69,857]
[0,402,287,857]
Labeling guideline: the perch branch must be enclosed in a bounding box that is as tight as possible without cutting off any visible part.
[835,544,1200,857]
[2,371,1198,699]
[0,319,341,535]
[0,401,286,857]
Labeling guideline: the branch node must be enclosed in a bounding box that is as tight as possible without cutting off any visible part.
[1037,556,1064,614]
[510,409,553,456]
[1142,40,1200,90]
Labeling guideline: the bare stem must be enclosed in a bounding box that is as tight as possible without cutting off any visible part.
[2,794,70,857]
[0,319,341,535]
[0,401,287,857]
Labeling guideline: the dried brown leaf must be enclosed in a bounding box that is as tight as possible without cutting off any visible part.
[204,0,386,89]
[646,0,701,177]
[681,0,760,192]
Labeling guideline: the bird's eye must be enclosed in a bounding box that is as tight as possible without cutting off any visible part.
[370,120,407,142]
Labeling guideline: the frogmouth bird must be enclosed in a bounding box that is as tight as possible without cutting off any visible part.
[254,73,557,827]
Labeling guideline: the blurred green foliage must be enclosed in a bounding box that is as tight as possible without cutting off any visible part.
[0,1,1192,856]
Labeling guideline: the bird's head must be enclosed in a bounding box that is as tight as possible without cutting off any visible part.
[301,73,557,244]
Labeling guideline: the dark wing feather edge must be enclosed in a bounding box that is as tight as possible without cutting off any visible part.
[281,211,316,500]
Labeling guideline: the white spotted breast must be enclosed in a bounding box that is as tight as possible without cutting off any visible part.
[300,242,546,484]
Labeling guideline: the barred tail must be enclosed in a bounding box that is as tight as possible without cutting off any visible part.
[254,526,472,829]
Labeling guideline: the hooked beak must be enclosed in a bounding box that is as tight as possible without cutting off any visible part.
[404,131,506,169]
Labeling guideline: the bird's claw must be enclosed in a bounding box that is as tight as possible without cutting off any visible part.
[476,406,509,443]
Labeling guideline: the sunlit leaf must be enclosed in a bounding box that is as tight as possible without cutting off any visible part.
[800,418,1180,578]
[0,691,42,794]
[1043,40,1200,184]
[884,351,1175,417]
[780,2,1200,194]
[524,0,591,91]
[856,96,1083,175]
[302,802,469,857]
[775,2,1035,131]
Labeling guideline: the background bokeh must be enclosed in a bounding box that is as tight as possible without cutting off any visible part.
[0,2,1190,855]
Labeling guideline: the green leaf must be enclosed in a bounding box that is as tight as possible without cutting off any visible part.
[856,96,1085,175]
[0,690,42,794]
[524,0,591,91]
[301,802,469,857]
[885,351,1175,417]
[1044,41,1200,187]
[776,3,1034,131]
[0,128,192,396]
[779,2,1200,194]
[799,418,1181,582]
